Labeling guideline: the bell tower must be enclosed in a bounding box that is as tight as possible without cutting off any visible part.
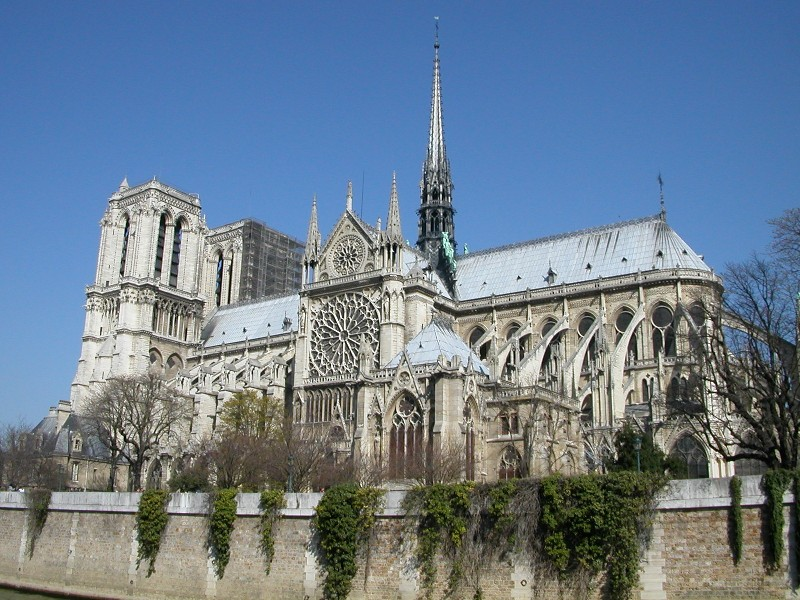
[70,178,206,411]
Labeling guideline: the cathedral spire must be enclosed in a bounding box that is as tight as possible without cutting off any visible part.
[387,171,402,241]
[417,19,456,289]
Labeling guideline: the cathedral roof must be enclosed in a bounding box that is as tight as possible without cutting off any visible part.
[201,293,300,348]
[385,317,489,376]
[455,214,711,300]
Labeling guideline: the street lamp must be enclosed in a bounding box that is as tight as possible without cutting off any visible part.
[633,435,642,473]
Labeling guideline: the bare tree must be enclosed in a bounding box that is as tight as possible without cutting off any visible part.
[83,373,192,490]
[0,422,65,490]
[680,212,800,470]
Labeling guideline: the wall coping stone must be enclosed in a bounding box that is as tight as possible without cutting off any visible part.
[0,475,781,516]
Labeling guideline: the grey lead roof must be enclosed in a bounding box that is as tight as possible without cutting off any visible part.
[201,294,300,348]
[455,215,711,300]
[385,318,490,376]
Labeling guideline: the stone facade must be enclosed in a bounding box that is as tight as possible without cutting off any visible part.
[0,478,791,599]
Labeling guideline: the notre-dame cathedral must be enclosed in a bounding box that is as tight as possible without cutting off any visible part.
[56,34,727,486]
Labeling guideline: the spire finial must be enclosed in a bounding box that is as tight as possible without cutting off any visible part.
[346,180,353,211]
[658,172,666,220]
[434,16,440,49]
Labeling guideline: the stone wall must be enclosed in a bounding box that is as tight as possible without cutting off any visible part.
[0,477,793,600]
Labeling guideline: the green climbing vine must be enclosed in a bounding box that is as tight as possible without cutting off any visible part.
[403,482,476,598]
[313,483,385,600]
[763,469,793,570]
[135,489,169,576]
[25,488,51,559]
[259,489,285,575]
[208,488,238,579]
[403,473,664,600]
[729,476,743,564]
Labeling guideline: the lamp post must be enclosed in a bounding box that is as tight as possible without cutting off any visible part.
[633,435,642,473]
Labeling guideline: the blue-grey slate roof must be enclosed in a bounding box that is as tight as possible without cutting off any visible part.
[455,215,711,300]
[385,318,490,376]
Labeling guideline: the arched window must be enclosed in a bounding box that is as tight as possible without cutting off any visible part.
[169,220,183,287]
[119,216,130,277]
[154,214,168,279]
[615,308,638,363]
[166,354,183,378]
[464,402,475,481]
[226,250,234,304]
[652,305,676,357]
[389,395,424,479]
[498,410,519,436]
[540,318,563,390]
[214,251,224,307]
[498,446,522,480]
[149,349,163,372]
[469,326,489,361]
[669,435,709,479]
[688,303,706,353]
[581,395,593,424]
[578,313,596,372]
[503,324,530,380]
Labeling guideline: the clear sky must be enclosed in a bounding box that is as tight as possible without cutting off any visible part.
[0,2,797,426]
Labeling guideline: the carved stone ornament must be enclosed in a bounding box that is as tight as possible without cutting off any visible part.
[332,235,366,276]
[309,292,379,377]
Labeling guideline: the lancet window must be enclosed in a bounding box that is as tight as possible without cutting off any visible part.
[119,216,130,277]
[498,445,522,480]
[214,251,224,307]
[389,394,424,479]
[652,304,676,357]
[578,313,597,373]
[540,319,563,390]
[669,435,709,479]
[169,220,183,287]
[615,308,638,363]
[154,214,167,279]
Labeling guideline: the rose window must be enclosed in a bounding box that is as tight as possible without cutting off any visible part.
[310,292,379,376]
[332,235,366,276]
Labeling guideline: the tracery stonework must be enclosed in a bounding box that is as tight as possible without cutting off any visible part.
[309,292,379,377]
[332,235,365,276]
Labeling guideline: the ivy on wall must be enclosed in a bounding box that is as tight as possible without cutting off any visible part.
[313,483,385,600]
[729,476,743,564]
[208,488,238,579]
[135,489,169,576]
[25,489,52,559]
[259,489,285,575]
[404,473,665,600]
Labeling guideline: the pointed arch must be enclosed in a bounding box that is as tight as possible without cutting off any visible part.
[669,434,709,479]
[498,445,522,480]
[388,393,425,479]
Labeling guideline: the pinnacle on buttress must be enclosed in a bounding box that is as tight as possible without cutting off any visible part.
[304,195,321,264]
[386,171,402,241]
[119,177,129,192]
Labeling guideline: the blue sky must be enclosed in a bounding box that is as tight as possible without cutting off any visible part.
[0,2,798,425]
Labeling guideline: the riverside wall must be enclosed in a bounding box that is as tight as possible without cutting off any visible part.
[0,476,793,600]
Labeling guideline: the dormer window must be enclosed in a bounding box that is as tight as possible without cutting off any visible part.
[545,267,557,286]
[72,435,82,453]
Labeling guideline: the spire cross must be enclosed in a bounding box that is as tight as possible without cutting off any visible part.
[658,173,666,219]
